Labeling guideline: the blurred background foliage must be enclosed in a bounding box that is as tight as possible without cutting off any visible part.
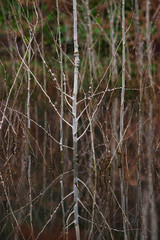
[0,0,160,239]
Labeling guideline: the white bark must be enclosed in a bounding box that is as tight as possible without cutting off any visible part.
[72,0,80,239]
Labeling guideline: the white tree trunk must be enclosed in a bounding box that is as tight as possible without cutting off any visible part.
[72,0,80,239]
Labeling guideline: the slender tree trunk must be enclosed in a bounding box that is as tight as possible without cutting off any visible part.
[26,2,34,238]
[108,0,119,84]
[134,0,144,238]
[88,113,97,240]
[146,1,158,239]
[141,190,149,240]
[148,101,158,240]
[72,0,80,239]
[108,0,119,230]
[38,0,47,192]
[146,0,153,89]
[56,0,66,237]
[119,0,127,239]
[85,0,97,82]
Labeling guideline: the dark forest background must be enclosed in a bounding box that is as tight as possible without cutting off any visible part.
[0,0,160,239]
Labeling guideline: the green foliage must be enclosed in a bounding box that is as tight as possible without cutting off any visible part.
[125,0,133,11]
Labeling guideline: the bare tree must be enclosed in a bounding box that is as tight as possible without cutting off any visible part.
[119,0,128,239]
